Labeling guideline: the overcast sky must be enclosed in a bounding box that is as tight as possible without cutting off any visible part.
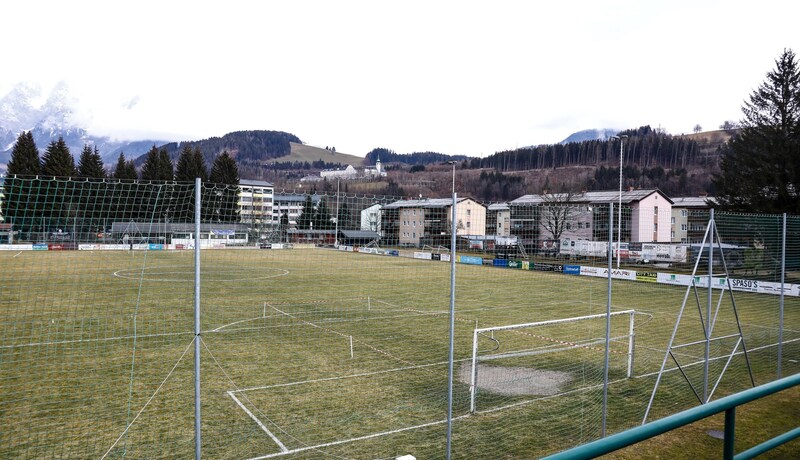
[2,0,798,157]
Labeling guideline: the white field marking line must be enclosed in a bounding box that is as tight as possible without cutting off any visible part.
[111,267,289,282]
[227,391,289,453]
[634,336,800,381]
[270,306,417,367]
[208,310,436,336]
[13,251,22,258]
[474,378,628,416]
[231,358,460,393]
[246,414,472,460]
[0,330,193,349]
[100,337,195,460]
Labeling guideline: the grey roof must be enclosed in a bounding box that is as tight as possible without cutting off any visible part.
[511,189,672,206]
[383,197,485,210]
[239,179,274,187]
[488,202,509,211]
[339,230,380,239]
[672,196,716,208]
[274,194,322,203]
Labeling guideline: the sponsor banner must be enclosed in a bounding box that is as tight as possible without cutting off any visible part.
[580,266,636,280]
[33,244,49,250]
[211,229,235,236]
[756,281,800,297]
[78,244,100,250]
[507,260,524,269]
[563,265,580,275]
[0,244,34,251]
[521,261,530,270]
[358,247,380,254]
[384,249,400,257]
[440,253,451,262]
[728,278,759,293]
[413,252,432,260]
[532,262,564,273]
[458,255,483,265]
[48,244,68,250]
[431,253,441,261]
[636,271,658,283]
[493,259,509,267]
[148,244,163,251]
[657,273,694,286]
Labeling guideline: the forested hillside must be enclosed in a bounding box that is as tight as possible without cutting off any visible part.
[153,130,302,165]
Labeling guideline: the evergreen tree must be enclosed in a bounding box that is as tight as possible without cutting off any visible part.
[141,146,173,181]
[41,137,77,177]
[175,145,208,182]
[209,151,239,184]
[77,145,106,178]
[297,194,314,229]
[112,152,138,180]
[313,197,333,229]
[7,131,41,176]
[713,49,800,213]
[5,131,41,235]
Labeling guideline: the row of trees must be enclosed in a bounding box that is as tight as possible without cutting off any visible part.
[3,133,243,237]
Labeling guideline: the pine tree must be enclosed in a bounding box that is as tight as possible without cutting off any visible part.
[141,146,173,181]
[297,195,314,229]
[5,131,41,235]
[41,137,77,177]
[7,131,41,176]
[313,197,333,230]
[206,150,240,223]
[175,145,208,182]
[77,145,106,178]
[112,152,138,180]
[712,48,800,213]
[209,151,239,184]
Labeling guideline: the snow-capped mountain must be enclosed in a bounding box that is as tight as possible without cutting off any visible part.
[0,82,170,168]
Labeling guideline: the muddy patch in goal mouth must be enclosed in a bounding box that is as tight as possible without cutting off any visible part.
[459,363,571,396]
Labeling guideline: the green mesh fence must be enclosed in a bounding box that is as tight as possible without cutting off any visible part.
[0,177,797,459]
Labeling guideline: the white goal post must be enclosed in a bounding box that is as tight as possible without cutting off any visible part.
[469,310,636,413]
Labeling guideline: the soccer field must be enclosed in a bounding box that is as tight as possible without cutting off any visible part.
[1,248,798,459]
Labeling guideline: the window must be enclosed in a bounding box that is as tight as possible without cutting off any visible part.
[681,209,688,217]
[498,222,502,229]
[466,221,471,228]
[586,222,591,229]
[466,209,471,216]
[566,222,571,230]
[671,231,675,239]
[654,206,658,215]
[671,217,675,224]
[681,224,687,231]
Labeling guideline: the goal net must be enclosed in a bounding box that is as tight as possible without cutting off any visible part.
[468,310,636,414]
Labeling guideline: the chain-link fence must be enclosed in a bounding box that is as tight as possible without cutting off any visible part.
[1,177,797,459]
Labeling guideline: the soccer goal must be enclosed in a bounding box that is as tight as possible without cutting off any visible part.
[468,310,636,413]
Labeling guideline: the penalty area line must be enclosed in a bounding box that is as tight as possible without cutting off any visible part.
[245,414,470,460]
[227,391,289,453]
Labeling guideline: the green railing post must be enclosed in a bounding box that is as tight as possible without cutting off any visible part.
[723,407,735,460]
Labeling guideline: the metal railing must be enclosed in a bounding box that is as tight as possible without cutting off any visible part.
[542,372,800,460]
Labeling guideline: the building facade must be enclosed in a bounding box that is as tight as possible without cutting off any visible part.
[671,196,716,243]
[382,197,486,247]
[238,180,274,229]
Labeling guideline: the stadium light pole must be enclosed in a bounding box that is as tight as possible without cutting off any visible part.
[611,135,628,268]
[446,161,457,460]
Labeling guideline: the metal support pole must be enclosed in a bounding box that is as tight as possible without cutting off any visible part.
[194,178,202,459]
[603,202,614,437]
[778,213,786,378]
[446,162,457,460]
[704,209,714,403]
[334,179,340,248]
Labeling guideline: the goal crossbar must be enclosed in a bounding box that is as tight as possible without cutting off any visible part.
[470,309,636,413]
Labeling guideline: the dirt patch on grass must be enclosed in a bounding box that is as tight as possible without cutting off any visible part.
[459,363,571,396]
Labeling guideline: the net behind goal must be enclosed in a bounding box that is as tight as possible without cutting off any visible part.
[468,310,635,413]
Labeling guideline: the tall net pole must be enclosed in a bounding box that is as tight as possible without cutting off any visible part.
[602,202,614,437]
[445,162,457,460]
[194,178,202,460]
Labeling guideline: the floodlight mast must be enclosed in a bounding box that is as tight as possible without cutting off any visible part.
[610,135,628,268]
